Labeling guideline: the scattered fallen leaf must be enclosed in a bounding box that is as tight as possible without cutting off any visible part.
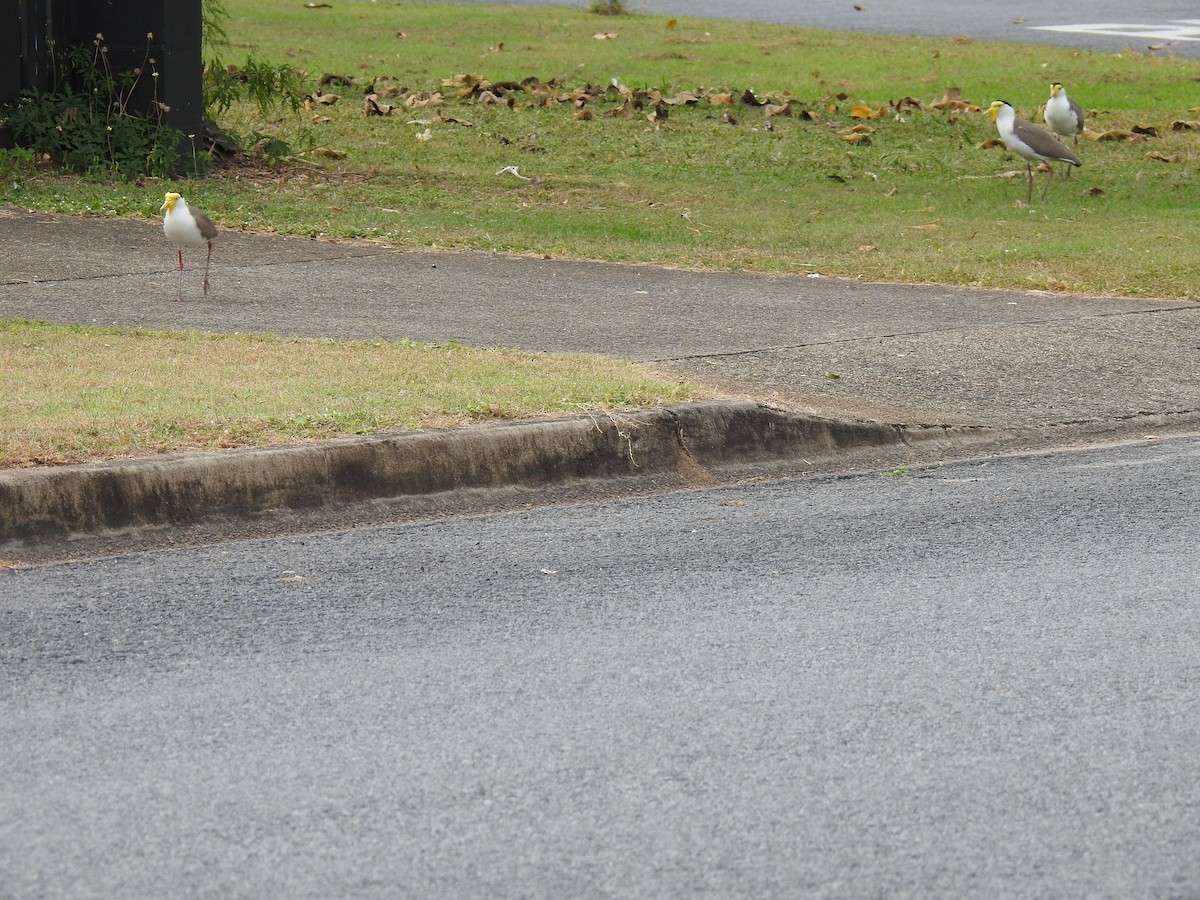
[363,95,395,116]
[303,2,331,7]
[311,114,331,123]
[1085,128,1132,141]
[1085,187,1105,196]
[573,107,593,120]
[310,146,347,158]
[842,132,872,144]
[305,91,340,106]
[415,129,432,142]
[850,103,884,119]
[740,88,764,107]
[604,98,634,118]
[1146,150,1174,162]
[931,87,979,112]
[857,245,877,251]
[763,102,793,117]
[666,18,676,28]
[907,223,940,230]
[950,36,973,45]
[1171,120,1200,131]
[593,32,619,40]
[707,91,735,106]
[976,138,1006,150]
[1131,125,1159,137]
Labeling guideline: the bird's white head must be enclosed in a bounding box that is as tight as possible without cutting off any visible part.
[161,192,182,214]
[987,100,1011,122]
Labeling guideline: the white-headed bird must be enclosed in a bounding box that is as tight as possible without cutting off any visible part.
[988,100,1081,203]
[1044,82,1084,148]
[161,192,218,301]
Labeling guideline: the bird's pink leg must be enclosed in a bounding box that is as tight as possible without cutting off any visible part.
[203,240,212,295]
[176,249,186,302]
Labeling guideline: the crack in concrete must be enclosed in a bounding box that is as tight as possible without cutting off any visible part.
[642,305,1198,363]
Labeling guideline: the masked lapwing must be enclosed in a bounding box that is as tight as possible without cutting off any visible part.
[1044,82,1084,147]
[161,192,217,301]
[988,100,1081,203]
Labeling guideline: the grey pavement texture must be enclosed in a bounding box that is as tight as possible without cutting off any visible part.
[3,207,1200,556]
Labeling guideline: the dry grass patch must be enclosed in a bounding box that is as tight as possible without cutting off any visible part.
[0,321,709,467]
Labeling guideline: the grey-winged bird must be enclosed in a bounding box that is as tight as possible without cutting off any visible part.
[161,192,217,301]
[1044,82,1084,147]
[1044,82,1084,178]
[988,100,1081,203]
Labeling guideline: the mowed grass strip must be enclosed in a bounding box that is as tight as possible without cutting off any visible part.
[0,321,708,468]
[6,2,1200,298]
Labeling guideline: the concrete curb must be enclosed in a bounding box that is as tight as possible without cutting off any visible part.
[1,401,974,554]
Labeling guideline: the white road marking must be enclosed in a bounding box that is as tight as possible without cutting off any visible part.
[1031,20,1200,41]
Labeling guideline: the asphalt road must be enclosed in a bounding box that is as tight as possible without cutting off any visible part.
[4,437,1199,898]
[447,0,1200,57]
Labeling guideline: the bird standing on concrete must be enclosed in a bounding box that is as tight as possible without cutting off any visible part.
[988,100,1081,204]
[161,192,217,301]
[1044,82,1084,148]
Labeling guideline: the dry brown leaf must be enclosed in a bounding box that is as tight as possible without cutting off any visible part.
[307,92,340,105]
[593,32,619,40]
[1171,120,1200,131]
[363,96,396,116]
[1086,129,1132,141]
[1131,125,1159,137]
[930,87,978,112]
[842,133,872,144]
[666,18,677,28]
[976,138,1006,150]
[1146,150,1174,162]
[850,103,884,119]
[849,123,875,134]
[604,98,634,118]
[950,36,973,45]
[1085,187,1106,196]
[404,92,444,109]
[573,107,594,121]
[707,91,735,107]
[764,102,794,118]
[907,223,940,230]
[310,146,347,158]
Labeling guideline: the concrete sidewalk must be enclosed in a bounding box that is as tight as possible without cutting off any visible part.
[3,207,1199,557]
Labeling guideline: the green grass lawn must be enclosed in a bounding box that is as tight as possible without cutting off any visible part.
[6,1,1198,298]
[2,3,1198,468]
